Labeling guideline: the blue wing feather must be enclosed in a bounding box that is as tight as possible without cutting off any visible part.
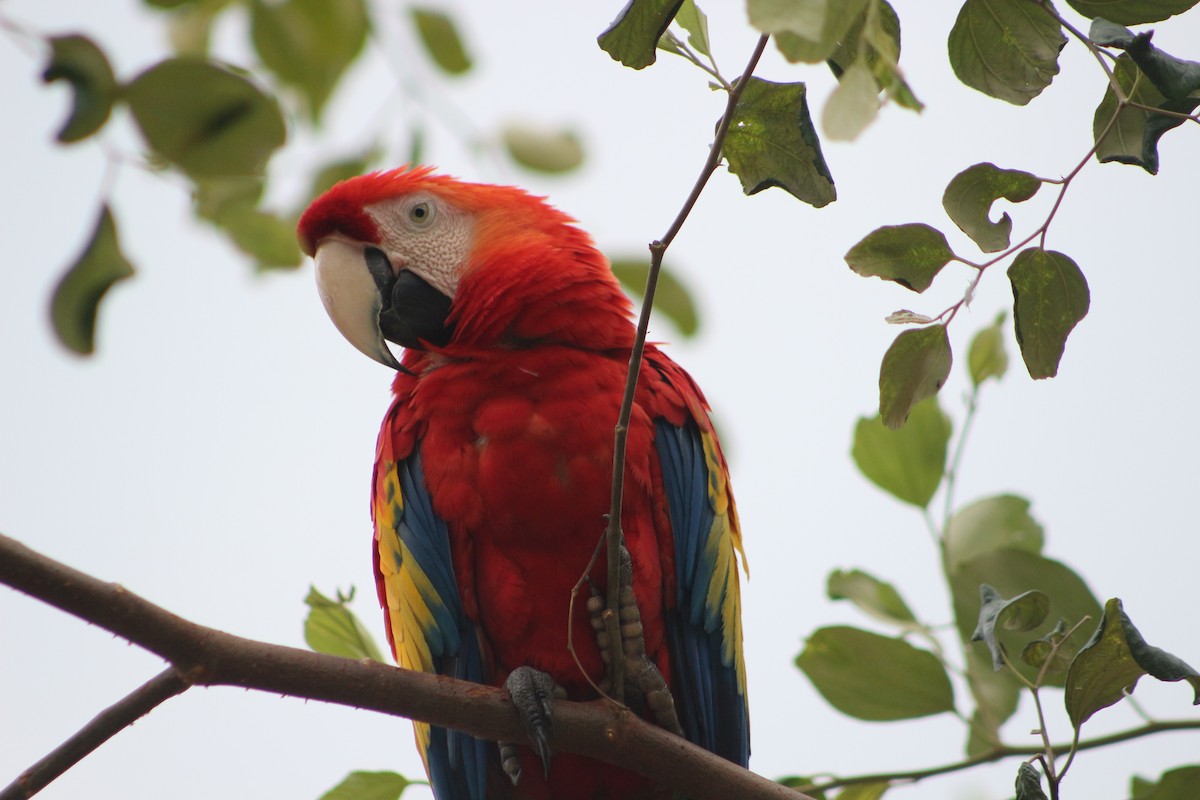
[382,451,490,800]
[655,419,750,767]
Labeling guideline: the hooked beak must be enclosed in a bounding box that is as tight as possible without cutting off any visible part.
[314,239,402,369]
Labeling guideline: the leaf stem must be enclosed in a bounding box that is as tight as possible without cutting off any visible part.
[940,383,980,546]
[662,31,731,90]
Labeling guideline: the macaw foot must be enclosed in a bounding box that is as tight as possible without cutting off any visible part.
[500,666,561,786]
[587,545,684,737]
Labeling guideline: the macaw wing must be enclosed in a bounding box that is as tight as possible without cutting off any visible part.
[655,412,750,767]
[373,447,490,800]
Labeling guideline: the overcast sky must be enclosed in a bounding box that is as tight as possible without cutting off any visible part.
[3,2,1199,799]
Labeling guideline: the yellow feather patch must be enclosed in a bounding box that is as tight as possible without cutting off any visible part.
[701,431,749,695]
[372,460,438,766]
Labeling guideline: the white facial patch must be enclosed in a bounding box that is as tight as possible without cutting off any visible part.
[365,192,475,299]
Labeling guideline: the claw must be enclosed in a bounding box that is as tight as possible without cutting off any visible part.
[610,545,685,737]
[502,666,557,784]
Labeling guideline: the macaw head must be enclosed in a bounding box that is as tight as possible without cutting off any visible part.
[297,166,632,369]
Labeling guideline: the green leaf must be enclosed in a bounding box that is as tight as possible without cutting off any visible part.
[826,1,900,79]
[878,324,952,430]
[50,206,136,355]
[1131,766,1200,800]
[1097,25,1200,99]
[724,77,836,207]
[964,646,1021,754]
[1088,33,1200,173]
[951,549,1101,687]
[777,776,827,799]
[221,209,302,270]
[967,312,1009,387]
[410,7,473,75]
[318,770,419,800]
[194,176,265,222]
[304,586,387,663]
[971,584,1051,670]
[1066,0,1198,24]
[501,122,585,174]
[41,35,117,143]
[837,783,889,800]
[774,0,868,63]
[845,223,953,293]
[1066,598,1200,729]
[1008,248,1090,380]
[1092,54,1194,175]
[942,163,1041,253]
[1065,598,1147,729]
[609,258,699,337]
[249,0,369,122]
[1133,775,1159,799]
[1021,619,1075,674]
[126,57,287,177]
[674,0,711,58]
[822,61,879,141]
[946,494,1044,571]
[163,2,220,56]
[598,0,683,70]
[851,397,951,507]
[748,0,828,39]
[827,569,917,626]
[947,0,1066,105]
[796,626,955,721]
[1015,762,1049,800]
[192,176,297,268]
[306,148,382,204]
[1089,18,1138,47]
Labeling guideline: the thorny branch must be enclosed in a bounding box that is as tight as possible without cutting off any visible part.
[0,532,808,800]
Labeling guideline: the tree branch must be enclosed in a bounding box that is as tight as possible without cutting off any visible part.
[2,669,190,800]
[603,32,770,702]
[796,719,1200,795]
[0,533,809,800]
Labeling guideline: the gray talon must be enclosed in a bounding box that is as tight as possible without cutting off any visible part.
[503,666,556,782]
[499,740,523,786]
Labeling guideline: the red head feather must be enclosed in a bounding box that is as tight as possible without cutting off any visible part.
[298,166,636,352]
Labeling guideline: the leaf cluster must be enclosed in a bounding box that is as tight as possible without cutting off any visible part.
[36,1,653,354]
[843,3,1199,427]
[803,315,1200,796]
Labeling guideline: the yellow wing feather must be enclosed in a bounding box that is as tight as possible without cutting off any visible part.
[701,430,748,696]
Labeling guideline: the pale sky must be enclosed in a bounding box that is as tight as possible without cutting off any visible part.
[3,2,1199,799]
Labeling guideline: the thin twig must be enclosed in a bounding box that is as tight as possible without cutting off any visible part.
[601,33,770,703]
[0,532,810,800]
[793,719,1200,795]
[940,384,980,547]
[1,669,190,800]
[567,533,610,699]
[1041,3,1120,91]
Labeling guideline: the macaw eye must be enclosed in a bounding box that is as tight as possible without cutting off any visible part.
[408,200,435,227]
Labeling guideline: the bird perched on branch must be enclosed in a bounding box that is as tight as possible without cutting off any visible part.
[298,166,748,800]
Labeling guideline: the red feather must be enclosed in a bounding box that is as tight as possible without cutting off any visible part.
[307,168,744,799]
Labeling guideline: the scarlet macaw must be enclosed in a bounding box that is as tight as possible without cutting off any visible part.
[297,167,748,800]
